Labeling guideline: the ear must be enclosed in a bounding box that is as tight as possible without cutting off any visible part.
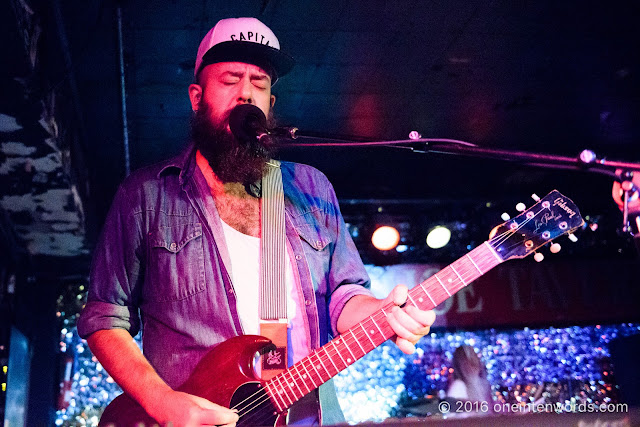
[270,94,276,107]
[188,84,203,111]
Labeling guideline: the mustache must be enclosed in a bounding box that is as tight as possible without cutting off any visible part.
[189,102,276,186]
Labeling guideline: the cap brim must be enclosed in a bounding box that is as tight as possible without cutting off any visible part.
[198,41,295,83]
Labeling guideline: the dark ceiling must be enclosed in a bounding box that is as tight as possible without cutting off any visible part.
[2,0,640,264]
[80,0,640,207]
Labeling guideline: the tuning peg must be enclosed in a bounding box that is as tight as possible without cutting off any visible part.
[501,212,511,221]
[550,243,561,253]
[568,233,578,242]
[534,252,544,262]
[516,202,526,212]
[531,194,540,202]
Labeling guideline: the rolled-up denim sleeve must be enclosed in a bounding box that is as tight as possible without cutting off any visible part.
[328,284,374,336]
[77,183,143,339]
[322,178,374,335]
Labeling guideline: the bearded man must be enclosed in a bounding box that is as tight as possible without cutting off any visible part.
[79,17,435,426]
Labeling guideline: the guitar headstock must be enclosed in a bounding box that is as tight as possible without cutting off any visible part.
[489,190,584,261]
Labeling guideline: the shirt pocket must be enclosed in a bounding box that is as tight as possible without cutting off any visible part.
[293,222,333,297]
[146,222,206,302]
[295,223,331,251]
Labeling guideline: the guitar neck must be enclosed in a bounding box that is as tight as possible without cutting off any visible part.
[264,242,503,411]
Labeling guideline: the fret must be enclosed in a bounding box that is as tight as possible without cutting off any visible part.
[407,293,418,307]
[435,274,452,296]
[371,314,386,340]
[360,323,376,347]
[470,250,491,272]
[285,369,304,398]
[314,349,330,379]
[273,374,293,407]
[273,373,294,407]
[323,346,339,373]
[458,262,480,284]
[419,282,437,306]
[300,361,318,389]
[450,265,467,285]
[341,335,357,363]
[350,329,366,356]
[331,340,348,368]
[484,241,503,263]
[292,363,310,395]
[265,381,285,412]
[466,253,483,274]
[307,356,323,386]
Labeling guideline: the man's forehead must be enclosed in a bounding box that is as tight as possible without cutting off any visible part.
[205,62,271,78]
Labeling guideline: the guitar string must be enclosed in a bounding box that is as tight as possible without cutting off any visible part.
[235,256,508,419]
[239,400,283,427]
[232,230,516,417]
[234,390,280,426]
[231,306,401,417]
[491,208,547,250]
[233,209,550,417]
[231,321,391,418]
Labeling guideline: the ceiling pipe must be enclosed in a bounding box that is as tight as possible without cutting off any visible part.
[116,4,130,176]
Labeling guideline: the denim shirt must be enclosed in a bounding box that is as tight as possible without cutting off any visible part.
[78,144,373,423]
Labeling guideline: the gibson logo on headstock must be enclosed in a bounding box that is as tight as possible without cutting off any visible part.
[553,198,576,218]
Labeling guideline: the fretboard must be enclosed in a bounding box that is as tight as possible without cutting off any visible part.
[264,242,503,411]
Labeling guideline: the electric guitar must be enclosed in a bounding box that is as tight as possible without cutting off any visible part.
[100,190,584,426]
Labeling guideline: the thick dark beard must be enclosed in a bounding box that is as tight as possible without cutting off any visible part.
[190,102,276,186]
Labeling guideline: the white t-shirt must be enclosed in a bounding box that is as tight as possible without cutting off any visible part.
[219,219,297,335]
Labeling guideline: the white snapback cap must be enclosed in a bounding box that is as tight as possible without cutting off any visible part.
[194,17,294,83]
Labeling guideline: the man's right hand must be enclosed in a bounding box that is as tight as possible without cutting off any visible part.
[147,390,239,427]
[86,329,238,427]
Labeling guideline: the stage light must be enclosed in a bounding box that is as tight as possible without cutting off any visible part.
[426,226,451,249]
[371,226,400,251]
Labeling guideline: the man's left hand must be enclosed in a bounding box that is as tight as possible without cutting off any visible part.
[338,285,436,355]
[382,285,436,354]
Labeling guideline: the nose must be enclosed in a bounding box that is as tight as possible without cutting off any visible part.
[236,77,253,104]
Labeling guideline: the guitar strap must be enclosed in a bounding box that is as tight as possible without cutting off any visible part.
[259,160,288,380]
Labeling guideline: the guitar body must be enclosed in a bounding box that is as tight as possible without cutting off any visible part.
[100,335,286,426]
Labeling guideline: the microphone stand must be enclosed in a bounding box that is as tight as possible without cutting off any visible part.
[275,133,640,236]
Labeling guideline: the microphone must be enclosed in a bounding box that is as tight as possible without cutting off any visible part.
[228,104,298,144]
[229,104,268,143]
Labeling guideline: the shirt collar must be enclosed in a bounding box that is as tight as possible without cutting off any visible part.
[157,143,197,186]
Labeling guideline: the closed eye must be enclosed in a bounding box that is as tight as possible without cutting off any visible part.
[252,79,269,89]
[221,76,241,85]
